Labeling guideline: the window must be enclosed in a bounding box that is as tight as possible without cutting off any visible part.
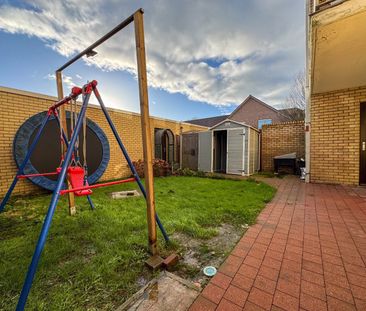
[258,119,272,129]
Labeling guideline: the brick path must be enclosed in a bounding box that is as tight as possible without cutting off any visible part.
[189,176,366,311]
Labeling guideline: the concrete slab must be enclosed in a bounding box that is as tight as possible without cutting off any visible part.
[110,190,141,199]
[117,272,200,311]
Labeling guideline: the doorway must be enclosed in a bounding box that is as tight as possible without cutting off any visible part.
[213,130,227,173]
[360,103,366,184]
[154,128,175,164]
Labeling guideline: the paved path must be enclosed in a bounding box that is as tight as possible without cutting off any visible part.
[189,177,366,311]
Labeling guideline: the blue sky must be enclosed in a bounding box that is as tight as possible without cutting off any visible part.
[0,1,305,121]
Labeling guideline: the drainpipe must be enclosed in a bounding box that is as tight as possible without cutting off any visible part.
[305,0,312,183]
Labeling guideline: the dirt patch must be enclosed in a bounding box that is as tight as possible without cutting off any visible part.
[171,223,247,288]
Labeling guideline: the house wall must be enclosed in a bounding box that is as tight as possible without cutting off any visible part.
[307,0,366,185]
[0,87,206,196]
[310,86,366,185]
[230,97,286,128]
[261,121,305,172]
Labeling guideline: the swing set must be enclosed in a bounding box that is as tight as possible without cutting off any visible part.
[0,9,168,311]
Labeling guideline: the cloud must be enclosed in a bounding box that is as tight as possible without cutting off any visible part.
[44,73,76,90]
[0,0,305,107]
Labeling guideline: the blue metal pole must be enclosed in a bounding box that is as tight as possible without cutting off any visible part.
[93,87,169,242]
[0,112,51,213]
[16,92,91,311]
[55,114,95,210]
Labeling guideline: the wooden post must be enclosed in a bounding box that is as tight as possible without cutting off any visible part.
[55,71,76,216]
[134,10,158,256]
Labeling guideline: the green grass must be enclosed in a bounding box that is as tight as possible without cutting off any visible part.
[0,176,275,310]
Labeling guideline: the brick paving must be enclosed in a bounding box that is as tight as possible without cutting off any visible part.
[189,176,366,311]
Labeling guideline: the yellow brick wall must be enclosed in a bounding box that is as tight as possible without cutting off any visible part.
[310,86,366,185]
[0,88,206,196]
[261,121,305,172]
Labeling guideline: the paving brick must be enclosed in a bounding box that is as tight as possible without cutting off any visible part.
[281,258,302,273]
[350,284,366,301]
[273,290,299,311]
[211,272,232,290]
[248,287,273,310]
[326,283,354,305]
[302,259,323,275]
[279,268,301,285]
[238,264,259,279]
[243,301,266,311]
[322,253,344,266]
[232,247,249,258]
[300,292,327,311]
[302,252,322,265]
[258,265,279,281]
[301,269,324,286]
[244,256,263,269]
[344,263,366,277]
[327,296,357,311]
[324,270,350,289]
[354,298,366,311]
[232,273,254,291]
[216,298,242,311]
[276,278,300,298]
[189,296,217,311]
[347,273,366,289]
[253,275,276,295]
[301,279,326,301]
[262,256,282,271]
[323,261,346,277]
[224,285,249,307]
[283,250,302,263]
[266,249,284,261]
[201,283,225,304]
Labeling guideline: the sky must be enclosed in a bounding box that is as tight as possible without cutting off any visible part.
[0,0,305,121]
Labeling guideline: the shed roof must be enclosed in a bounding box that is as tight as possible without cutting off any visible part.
[184,115,229,127]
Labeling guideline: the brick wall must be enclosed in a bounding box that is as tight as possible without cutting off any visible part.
[310,86,366,185]
[261,121,305,171]
[0,87,205,196]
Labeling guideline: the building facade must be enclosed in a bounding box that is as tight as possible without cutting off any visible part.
[186,95,291,129]
[306,0,366,185]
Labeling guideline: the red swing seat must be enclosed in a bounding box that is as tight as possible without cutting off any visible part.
[67,166,92,196]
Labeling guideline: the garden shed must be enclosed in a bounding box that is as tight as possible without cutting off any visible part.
[198,119,260,175]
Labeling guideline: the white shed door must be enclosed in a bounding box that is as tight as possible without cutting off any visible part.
[198,131,212,172]
[227,129,244,175]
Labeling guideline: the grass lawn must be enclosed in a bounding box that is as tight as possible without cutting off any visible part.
[0,176,275,310]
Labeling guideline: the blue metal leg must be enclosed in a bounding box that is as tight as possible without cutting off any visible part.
[16,93,91,311]
[87,195,95,210]
[93,88,169,243]
[0,113,51,213]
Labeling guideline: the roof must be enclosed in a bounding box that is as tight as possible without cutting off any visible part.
[185,115,229,127]
[228,95,290,121]
[211,119,260,132]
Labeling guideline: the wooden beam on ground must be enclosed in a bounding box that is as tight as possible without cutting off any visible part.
[134,10,158,256]
[55,71,76,216]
